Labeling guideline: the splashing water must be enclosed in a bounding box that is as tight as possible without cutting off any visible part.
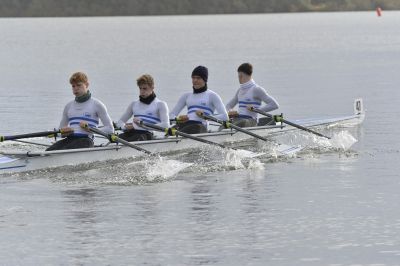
[176,145,265,174]
[320,130,358,151]
[145,157,192,181]
[246,159,265,170]
[273,129,358,152]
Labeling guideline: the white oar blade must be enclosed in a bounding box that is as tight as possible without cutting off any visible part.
[275,144,303,156]
[230,149,265,158]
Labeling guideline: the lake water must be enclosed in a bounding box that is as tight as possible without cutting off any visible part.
[1,11,400,265]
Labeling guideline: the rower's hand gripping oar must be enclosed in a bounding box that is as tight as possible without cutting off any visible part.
[139,121,229,149]
[80,124,152,155]
[248,107,331,139]
[0,130,62,142]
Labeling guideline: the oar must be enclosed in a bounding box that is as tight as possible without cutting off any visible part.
[139,121,229,149]
[12,139,51,147]
[0,130,61,142]
[199,113,303,155]
[200,114,271,142]
[249,107,331,139]
[82,125,153,155]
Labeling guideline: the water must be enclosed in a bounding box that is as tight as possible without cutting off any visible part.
[1,11,400,265]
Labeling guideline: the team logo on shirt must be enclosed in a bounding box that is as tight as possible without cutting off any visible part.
[147,112,153,116]
[201,102,206,106]
[84,112,91,117]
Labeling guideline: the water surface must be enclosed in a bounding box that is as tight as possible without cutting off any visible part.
[1,11,400,265]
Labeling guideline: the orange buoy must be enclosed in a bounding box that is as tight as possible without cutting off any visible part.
[376,7,382,17]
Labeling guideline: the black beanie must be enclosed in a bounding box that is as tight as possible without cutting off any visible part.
[191,66,208,82]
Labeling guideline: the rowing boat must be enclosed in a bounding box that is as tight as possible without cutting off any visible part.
[0,99,365,174]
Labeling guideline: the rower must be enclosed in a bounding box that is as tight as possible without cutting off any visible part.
[116,74,170,141]
[46,72,114,151]
[225,63,279,127]
[170,65,228,134]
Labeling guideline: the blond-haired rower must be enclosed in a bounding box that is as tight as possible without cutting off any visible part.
[116,74,170,141]
[46,72,114,151]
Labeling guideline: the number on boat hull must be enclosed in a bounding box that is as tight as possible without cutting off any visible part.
[354,98,364,115]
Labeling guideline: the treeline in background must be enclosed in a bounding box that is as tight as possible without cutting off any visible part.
[0,0,398,17]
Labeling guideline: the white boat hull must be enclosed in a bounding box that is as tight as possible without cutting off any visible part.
[0,100,365,174]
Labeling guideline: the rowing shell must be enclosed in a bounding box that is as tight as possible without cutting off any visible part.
[0,99,365,174]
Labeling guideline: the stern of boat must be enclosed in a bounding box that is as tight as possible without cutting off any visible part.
[354,98,365,123]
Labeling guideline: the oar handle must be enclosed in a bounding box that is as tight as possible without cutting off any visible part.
[250,107,331,139]
[0,130,62,142]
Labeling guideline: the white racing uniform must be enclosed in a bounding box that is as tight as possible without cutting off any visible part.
[117,98,170,132]
[60,97,114,137]
[226,79,279,120]
[170,89,228,129]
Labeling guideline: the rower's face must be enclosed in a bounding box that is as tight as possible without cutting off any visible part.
[139,84,154,98]
[71,82,89,97]
[192,76,206,89]
[238,72,250,84]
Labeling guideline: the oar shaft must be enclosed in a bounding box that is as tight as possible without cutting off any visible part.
[0,130,60,142]
[87,127,152,155]
[252,108,331,139]
[140,122,228,149]
[201,114,269,142]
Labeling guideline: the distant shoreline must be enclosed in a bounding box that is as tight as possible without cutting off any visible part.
[0,0,398,18]
[0,10,397,18]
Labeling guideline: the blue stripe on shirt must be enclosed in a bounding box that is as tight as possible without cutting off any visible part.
[188,105,213,113]
[69,116,99,124]
[140,118,157,124]
[188,110,211,116]
[70,122,98,128]
[135,115,161,122]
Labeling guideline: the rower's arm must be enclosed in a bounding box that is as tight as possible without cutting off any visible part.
[157,101,170,128]
[254,86,279,113]
[211,92,229,121]
[59,103,70,129]
[116,102,134,130]
[225,89,239,110]
[96,101,114,134]
[169,93,188,119]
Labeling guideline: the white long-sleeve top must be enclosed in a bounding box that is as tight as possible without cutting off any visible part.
[170,89,228,128]
[59,97,114,137]
[225,79,279,120]
[117,98,170,131]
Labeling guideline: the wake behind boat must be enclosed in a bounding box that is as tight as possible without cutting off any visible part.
[0,99,365,175]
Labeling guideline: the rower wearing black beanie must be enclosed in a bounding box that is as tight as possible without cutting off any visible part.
[169,65,228,134]
[191,65,208,83]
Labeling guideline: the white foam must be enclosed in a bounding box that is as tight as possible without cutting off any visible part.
[329,130,358,150]
[246,159,265,170]
[308,130,357,151]
[145,157,192,181]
